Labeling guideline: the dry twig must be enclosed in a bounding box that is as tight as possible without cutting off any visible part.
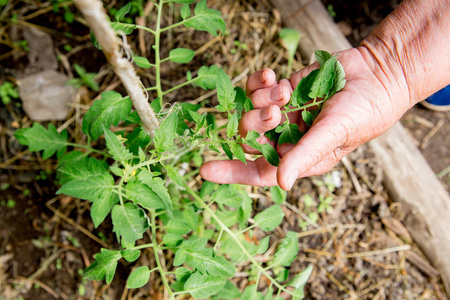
[73,0,159,137]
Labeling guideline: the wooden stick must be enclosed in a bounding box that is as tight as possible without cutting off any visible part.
[73,0,159,137]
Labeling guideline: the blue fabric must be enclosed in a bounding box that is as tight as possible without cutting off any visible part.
[426,84,450,106]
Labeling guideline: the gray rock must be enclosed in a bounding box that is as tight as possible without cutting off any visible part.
[22,28,58,74]
[19,70,76,121]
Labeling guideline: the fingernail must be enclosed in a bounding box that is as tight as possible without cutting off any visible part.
[286,170,299,190]
[260,106,273,121]
[270,86,283,102]
[260,70,267,83]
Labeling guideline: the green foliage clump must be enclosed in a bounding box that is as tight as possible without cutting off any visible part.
[12,1,347,298]
[0,81,19,105]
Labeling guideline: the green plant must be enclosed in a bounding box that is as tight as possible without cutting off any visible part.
[66,64,99,91]
[327,4,336,18]
[0,81,19,105]
[252,50,346,166]
[230,40,248,54]
[50,0,75,23]
[14,1,347,298]
[279,28,300,78]
[13,40,30,52]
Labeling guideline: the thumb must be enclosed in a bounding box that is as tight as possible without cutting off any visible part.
[276,117,348,190]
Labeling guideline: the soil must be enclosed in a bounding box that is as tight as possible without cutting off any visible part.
[0,0,448,299]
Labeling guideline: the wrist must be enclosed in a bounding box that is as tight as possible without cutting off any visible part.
[361,0,450,106]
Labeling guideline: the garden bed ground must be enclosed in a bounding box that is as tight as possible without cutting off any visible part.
[0,0,448,299]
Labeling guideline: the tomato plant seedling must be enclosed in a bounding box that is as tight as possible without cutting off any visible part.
[14,1,346,298]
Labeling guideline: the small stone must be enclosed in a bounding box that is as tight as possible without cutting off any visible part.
[19,70,76,121]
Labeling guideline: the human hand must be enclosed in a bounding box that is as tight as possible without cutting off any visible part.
[200,47,411,190]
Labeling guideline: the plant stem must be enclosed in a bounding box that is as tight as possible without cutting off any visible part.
[161,77,200,96]
[155,1,164,108]
[127,243,154,251]
[184,184,294,296]
[160,19,189,33]
[281,99,326,114]
[236,224,258,235]
[135,24,156,35]
[150,210,175,298]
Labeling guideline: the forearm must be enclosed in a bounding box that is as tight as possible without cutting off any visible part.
[360,0,450,110]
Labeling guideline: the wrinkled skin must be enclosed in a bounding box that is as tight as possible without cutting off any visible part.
[200,0,450,190]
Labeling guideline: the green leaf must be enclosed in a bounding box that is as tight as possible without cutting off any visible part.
[163,233,184,247]
[111,203,150,245]
[244,96,254,112]
[91,193,119,228]
[216,68,237,112]
[169,48,195,63]
[110,22,136,35]
[230,142,246,165]
[254,205,285,231]
[200,181,217,198]
[257,235,271,254]
[315,50,332,68]
[288,265,313,289]
[134,56,153,68]
[121,249,141,262]
[301,110,319,127]
[276,268,289,282]
[329,59,346,97]
[104,129,133,163]
[137,171,173,216]
[56,173,114,202]
[125,182,171,211]
[278,123,303,145]
[260,143,280,167]
[188,110,206,130]
[244,130,261,149]
[226,112,238,138]
[270,186,287,205]
[14,123,68,160]
[221,142,233,160]
[192,65,220,90]
[182,207,198,230]
[154,112,178,152]
[184,0,226,36]
[175,267,194,282]
[127,266,150,289]
[234,87,247,117]
[184,272,226,299]
[290,69,319,106]
[264,285,275,300]
[273,231,299,267]
[166,219,192,235]
[212,280,241,300]
[211,184,243,208]
[115,3,131,21]
[57,156,107,185]
[185,248,235,277]
[165,165,185,188]
[244,131,280,167]
[241,284,264,300]
[83,249,121,284]
[180,5,191,19]
[174,248,187,266]
[279,28,301,59]
[82,91,132,140]
[309,56,337,99]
